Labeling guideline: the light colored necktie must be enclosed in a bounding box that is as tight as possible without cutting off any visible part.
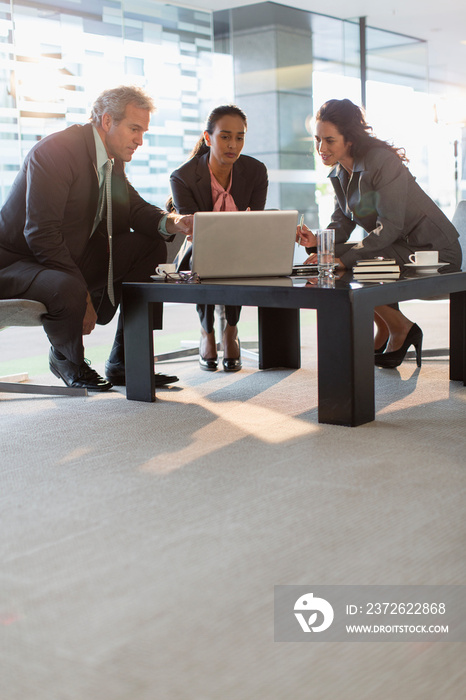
[102,159,115,306]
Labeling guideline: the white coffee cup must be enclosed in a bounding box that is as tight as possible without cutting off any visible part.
[155,263,177,276]
[408,250,439,265]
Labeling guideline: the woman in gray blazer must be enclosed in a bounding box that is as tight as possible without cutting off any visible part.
[170,105,268,372]
[298,98,462,369]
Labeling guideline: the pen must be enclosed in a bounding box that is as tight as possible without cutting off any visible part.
[298,214,304,245]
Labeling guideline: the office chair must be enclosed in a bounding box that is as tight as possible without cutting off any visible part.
[0,299,87,396]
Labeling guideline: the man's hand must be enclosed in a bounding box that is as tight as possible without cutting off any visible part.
[83,292,97,335]
[166,213,194,241]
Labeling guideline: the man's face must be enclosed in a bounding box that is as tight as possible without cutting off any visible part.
[101,103,151,161]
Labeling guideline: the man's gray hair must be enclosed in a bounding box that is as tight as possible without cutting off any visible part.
[90,86,155,126]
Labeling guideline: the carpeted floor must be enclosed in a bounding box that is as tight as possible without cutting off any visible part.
[1,301,465,699]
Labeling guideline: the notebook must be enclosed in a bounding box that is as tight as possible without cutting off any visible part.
[190,210,298,279]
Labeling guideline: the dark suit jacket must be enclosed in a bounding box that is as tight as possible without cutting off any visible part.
[170,152,268,214]
[325,147,461,268]
[0,123,169,297]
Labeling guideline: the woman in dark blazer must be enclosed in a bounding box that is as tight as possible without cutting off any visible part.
[298,98,462,369]
[170,105,268,372]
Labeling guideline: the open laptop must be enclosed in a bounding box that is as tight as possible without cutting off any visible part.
[190,210,298,279]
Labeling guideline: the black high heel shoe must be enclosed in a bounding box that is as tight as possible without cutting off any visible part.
[199,330,218,371]
[375,324,423,369]
[223,341,242,372]
[222,325,242,372]
[199,356,218,371]
[374,339,388,354]
[223,356,242,371]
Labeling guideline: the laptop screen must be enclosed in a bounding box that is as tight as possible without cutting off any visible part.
[191,210,298,279]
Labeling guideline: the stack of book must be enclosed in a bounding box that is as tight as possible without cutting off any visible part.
[352,258,400,281]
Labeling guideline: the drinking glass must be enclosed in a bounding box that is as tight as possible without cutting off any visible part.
[318,273,335,288]
[316,229,335,275]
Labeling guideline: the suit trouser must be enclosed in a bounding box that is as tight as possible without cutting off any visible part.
[197,304,241,334]
[20,225,166,364]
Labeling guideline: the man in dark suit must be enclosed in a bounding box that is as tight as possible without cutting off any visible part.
[0,86,192,391]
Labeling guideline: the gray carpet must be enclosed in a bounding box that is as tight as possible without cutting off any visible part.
[1,301,465,699]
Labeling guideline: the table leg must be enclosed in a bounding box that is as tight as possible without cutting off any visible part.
[317,295,375,426]
[123,295,156,402]
[450,290,466,384]
[257,307,300,369]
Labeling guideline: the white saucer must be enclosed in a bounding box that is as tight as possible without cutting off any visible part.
[405,262,443,275]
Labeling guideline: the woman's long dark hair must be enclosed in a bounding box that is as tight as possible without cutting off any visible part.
[190,104,248,158]
[315,98,408,162]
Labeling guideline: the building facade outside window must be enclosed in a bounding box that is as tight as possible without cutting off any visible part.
[1,0,464,226]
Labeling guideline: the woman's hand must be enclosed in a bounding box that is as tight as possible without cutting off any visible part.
[296,223,317,248]
[303,253,345,269]
[304,252,317,265]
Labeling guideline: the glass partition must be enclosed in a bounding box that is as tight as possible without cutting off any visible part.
[1,1,463,221]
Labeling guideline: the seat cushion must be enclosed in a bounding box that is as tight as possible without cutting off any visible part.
[0,299,47,329]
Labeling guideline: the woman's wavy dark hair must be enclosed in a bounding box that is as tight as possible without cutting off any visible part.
[190,104,247,158]
[315,98,408,162]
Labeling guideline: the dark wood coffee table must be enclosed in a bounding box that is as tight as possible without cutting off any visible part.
[122,271,466,426]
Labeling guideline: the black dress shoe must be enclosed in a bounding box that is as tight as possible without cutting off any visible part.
[49,348,112,391]
[375,324,423,369]
[105,359,179,387]
[199,356,218,372]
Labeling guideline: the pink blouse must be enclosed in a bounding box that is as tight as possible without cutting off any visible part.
[209,164,238,212]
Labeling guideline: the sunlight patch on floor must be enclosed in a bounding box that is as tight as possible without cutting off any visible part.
[140,386,318,473]
[57,446,95,465]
